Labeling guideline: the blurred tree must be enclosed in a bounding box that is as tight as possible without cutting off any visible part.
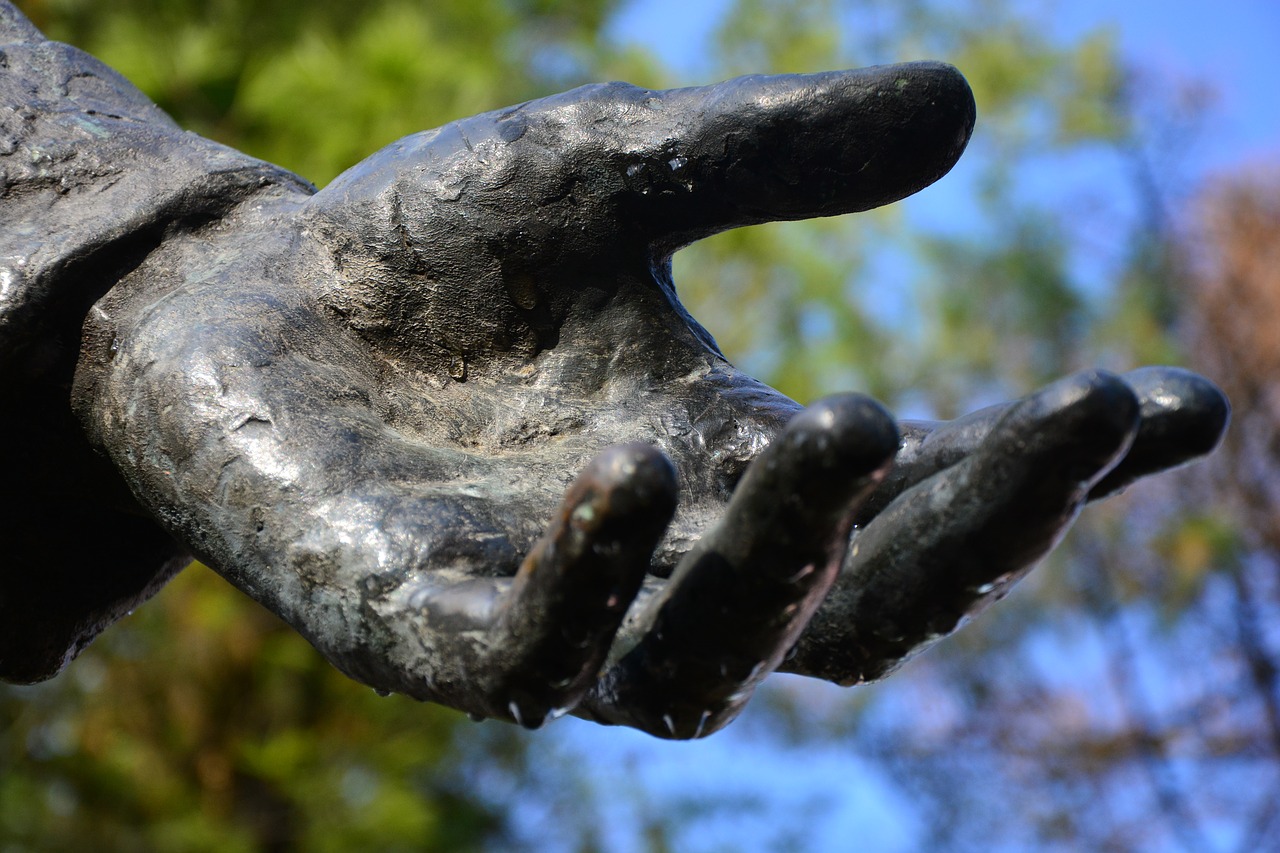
[1188,172,1280,557]
[4,0,1274,850]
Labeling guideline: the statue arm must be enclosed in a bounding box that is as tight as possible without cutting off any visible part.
[1,1,1228,740]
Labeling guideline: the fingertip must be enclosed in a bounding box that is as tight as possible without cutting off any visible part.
[725,393,898,538]
[581,443,679,521]
[1125,366,1231,456]
[641,62,978,250]
[1033,369,1140,424]
[1012,370,1141,477]
[857,61,976,194]
[789,393,901,475]
[717,61,978,208]
[562,445,678,560]
[1086,367,1230,499]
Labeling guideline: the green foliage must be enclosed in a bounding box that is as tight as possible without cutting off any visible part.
[1149,511,1242,615]
[23,0,628,184]
[0,567,503,851]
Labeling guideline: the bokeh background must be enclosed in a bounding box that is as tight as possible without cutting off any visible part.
[3,1,1278,850]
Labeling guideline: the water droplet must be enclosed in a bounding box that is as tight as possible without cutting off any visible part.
[974,582,997,595]
[448,354,467,381]
[693,710,712,739]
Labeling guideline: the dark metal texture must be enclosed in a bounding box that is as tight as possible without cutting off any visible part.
[0,2,1228,737]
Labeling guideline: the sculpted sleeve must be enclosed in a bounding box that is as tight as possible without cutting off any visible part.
[0,0,313,681]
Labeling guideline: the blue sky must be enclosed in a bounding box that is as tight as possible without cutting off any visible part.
[1053,0,1279,171]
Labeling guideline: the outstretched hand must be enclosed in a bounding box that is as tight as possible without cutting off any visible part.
[71,63,1227,738]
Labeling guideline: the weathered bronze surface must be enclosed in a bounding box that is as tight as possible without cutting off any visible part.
[0,2,1228,737]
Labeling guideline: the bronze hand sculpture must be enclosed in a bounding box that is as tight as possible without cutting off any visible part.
[0,2,1227,738]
